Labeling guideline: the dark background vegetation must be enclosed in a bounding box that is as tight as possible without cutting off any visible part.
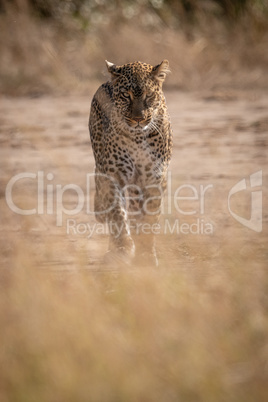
[0,0,268,95]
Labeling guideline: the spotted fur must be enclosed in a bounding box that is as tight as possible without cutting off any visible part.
[89,60,172,265]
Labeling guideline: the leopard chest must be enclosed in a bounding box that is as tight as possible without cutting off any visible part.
[105,131,164,186]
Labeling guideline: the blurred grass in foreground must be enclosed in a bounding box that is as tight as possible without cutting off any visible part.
[1,255,268,402]
[1,2,268,401]
[0,0,268,95]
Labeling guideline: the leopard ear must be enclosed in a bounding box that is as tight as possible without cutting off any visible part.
[152,60,170,84]
[105,60,121,81]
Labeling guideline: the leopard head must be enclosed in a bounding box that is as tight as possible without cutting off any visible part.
[106,60,170,130]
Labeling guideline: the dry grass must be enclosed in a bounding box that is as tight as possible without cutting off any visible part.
[0,1,268,95]
[0,4,268,399]
[1,249,268,402]
[1,90,268,399]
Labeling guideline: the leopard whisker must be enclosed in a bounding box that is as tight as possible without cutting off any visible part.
[148,120,164,141]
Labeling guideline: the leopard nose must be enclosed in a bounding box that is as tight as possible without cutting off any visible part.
[133,117,144,123]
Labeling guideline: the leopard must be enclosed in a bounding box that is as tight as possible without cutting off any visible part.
[88,60,172,266]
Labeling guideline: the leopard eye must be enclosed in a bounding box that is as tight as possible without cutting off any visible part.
[122,91,130,99]
[145,92,155,105]
[146,92,154,100]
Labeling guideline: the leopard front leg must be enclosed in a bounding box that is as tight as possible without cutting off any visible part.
[130,181,165,267]
[94,171,135,264]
